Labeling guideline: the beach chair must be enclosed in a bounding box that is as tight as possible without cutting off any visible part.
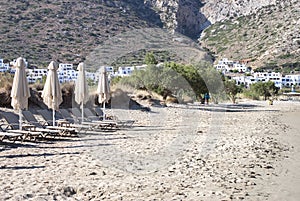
[37,109,78,136]
[57,109,92,131]
[84,108,135,129]
[69,108,118,130]
[69,107,87,122]
[91,108,135,128]
[0,110,45,141]
[84,108,103,121]
[22,110,68,137]
[59,108,76,124]
[0,131,23,143]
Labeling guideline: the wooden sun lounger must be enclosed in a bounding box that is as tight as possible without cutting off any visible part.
[59,109,93,131]
[80,107,135,129]
[0,110,46,141]
[90,108,135,128]
[22,111,66,137]
[70,108,119,130]
[37,110,78,136]
[0,132,23,143]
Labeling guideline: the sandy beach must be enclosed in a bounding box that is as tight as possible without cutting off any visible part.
[0,100,299,200]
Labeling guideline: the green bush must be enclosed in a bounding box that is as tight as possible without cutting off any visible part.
[244,81,278,100]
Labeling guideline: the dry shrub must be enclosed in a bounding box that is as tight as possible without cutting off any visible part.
[0,73,13,91]
[61,82,75,108]
[0,87,11,107]
[31,82,44,91]
[61,82,75,95]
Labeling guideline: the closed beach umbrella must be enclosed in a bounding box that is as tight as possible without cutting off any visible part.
[97,66,110,120]
[74,62,89,123]
[41,61,62,126]
[11,57,31,130]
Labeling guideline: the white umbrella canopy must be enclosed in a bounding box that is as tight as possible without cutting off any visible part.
[74,62,89,123]
[10,57,31,130]
[41,61,63,126]
[97,66,110,120]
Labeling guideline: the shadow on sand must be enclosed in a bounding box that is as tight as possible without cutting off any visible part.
[191,103,279,113]
[0,165,46,170]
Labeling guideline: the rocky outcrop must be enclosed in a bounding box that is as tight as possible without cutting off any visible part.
[144,0,287,38]
[145,0,210,38]
[200,0,278,23]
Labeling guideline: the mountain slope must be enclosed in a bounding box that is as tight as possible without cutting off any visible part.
[200,0,300,68]
[0,0,298,68]
[0,0,162,66]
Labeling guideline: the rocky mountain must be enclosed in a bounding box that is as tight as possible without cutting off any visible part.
[0,0,298,68]
[200,0,300,68]
[145,0,210,39]
[200,0,279,23]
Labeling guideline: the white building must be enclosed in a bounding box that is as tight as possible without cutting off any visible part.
[0,59,10,72]
[27,69,48,84]
[282,74,300,86]
[58,63,77,83]
[232,72,300,89]
[215,58,249,73]
[135,64,147,71]
[233,63,248,73]
[117,66,135,77]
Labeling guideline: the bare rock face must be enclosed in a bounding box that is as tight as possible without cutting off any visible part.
[145,0,287,39]
[200,0,278,23]
[145,0,210,38]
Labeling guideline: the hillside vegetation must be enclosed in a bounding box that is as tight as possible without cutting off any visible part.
[200,0,299,68]
[0,0,162,66]
[0,0,299,69]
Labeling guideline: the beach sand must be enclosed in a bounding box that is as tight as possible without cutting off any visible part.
[0,100,299,200]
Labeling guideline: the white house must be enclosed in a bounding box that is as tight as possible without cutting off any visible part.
[117,66,135,77]
[232,72,300,89]
[58,63,77,83]
[282,74,300,86]
[135,64,147,71]
[233,63,248,73]
[215,58,249,73]
[27,69,48,84]
[0,59,10,72]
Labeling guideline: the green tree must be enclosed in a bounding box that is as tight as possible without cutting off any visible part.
[224,80,242,103]
[198,64,226,103]
[250,81,278,100]
[119,62,212,102]
[144,52,158,65]
[164,62,208,100]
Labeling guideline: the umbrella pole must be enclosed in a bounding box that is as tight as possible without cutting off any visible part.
[19,109,22,130]
[103,102,106,121]
[53,108,55,126]
[81,102,84,124]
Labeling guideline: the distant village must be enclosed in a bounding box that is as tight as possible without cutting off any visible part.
[0,57,147,84]
[1,57,299,90]
[215,58,300,89]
